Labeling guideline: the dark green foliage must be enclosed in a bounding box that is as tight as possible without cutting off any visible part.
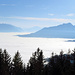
[0,49,4,75]
[28,48,44,75]
[12,51,24,75]
[0,48,75,75]
[0,49,11,75]
[3,49,11,75]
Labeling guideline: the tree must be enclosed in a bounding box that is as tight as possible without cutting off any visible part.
[72,48,75,75]
[29,48,44,75]
[0,49,4,75]
[2,49,11,75]
[12,51,24,75]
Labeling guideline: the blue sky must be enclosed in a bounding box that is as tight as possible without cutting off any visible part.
[0,0,75,28]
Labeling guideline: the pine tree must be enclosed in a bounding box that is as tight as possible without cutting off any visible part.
[0,49,4,75]
[72,48,75,75]
[29,48,44,75]
[12,51,24,75]
[2,49,11,75]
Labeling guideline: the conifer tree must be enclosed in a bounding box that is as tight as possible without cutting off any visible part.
[72,48,75,75]
[29,48,44,75]
[12,51,23,75]
[3,49,11,75]
[0,49,4,75]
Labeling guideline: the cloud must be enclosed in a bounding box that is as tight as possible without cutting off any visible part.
[1,16,75,28]
[5,16,66,22]
[0,4,7,6]
[0,4,15,6]
[66,13,75,16]
[0,16,73,22]
[48,14,54,16]
[0,16,75,23]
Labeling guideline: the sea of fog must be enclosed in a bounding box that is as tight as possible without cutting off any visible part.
[0,32,75,64]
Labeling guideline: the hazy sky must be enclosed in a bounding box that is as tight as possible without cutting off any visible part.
[0,0,75,28]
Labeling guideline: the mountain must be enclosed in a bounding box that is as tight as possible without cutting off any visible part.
[18,23,75,38]
[0,24,23,32]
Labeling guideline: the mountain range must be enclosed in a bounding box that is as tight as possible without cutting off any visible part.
[0,24,23,32]
[0,24,41,32]
[18,23,75,38]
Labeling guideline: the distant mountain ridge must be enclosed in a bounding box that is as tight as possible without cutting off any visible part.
[0,24,41,32]
[18,23,75,38]
[0,24,23,32]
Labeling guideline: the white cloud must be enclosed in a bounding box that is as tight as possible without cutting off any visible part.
[0,16,75,23]
[66,13,75,16]
[6,16,70,22]
[48,14,54,16]
[1,16,75,28]
[0,4,15,6]
[0,4,7,6]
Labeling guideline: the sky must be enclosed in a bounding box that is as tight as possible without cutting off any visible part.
[0,0,75,28]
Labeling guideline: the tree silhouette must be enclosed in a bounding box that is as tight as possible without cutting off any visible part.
[0,49,4,75]
[0,48,75,75]
[2,49,11,75]
[29,48,44,75]
[12,51,24,75]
